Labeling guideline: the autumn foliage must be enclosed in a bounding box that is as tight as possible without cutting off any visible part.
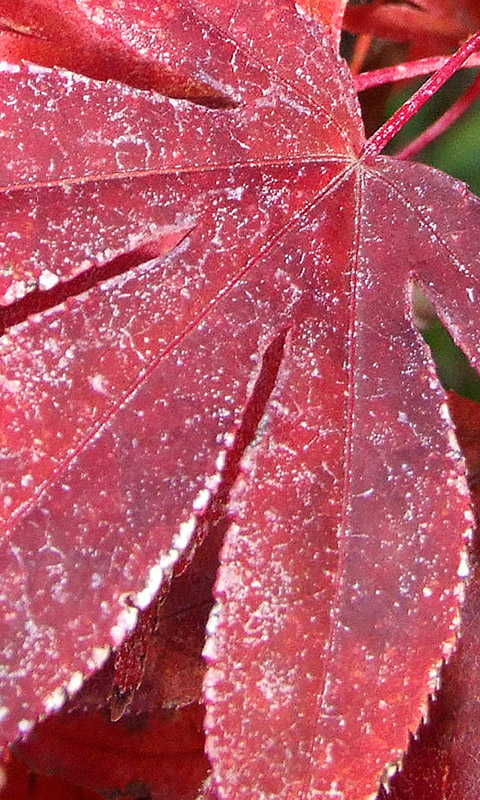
[1,1,480,798]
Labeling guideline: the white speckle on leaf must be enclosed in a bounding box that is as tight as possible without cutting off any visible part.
[224,431,235,449]
[38,270,59,291]
[205,472,221,492]
[111,604,138,647]
[44,686,66,712]
[215,450,227,472]
[67,671,84,696]
[202,636,217,661]
[0,376,21,393]
[192,487,211,512]
[457,550,469,578]
[88,373,110,395]
[206,599,223,639]
[18,719,34,734]
[439,401,453,424]
[0,63,20,73]
[91,573,102,589]
[174,514,197,551]
[88,646,110,671]
[134,563,164,610]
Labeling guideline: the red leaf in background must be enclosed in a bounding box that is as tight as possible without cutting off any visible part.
[344,0,480,56]
[0,754,102,800]
[1,1,480,798]
[3,703,208,800]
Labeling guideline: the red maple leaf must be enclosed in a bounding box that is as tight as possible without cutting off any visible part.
[1,1,480,798]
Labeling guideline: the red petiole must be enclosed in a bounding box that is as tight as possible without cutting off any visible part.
[362,30,480,157]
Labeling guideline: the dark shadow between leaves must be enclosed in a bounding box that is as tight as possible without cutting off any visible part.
[109,327,290,717]
[0,231,196,337]
[411,282,480,402]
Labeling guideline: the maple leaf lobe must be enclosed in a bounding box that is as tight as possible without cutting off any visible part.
[0,3,479,800]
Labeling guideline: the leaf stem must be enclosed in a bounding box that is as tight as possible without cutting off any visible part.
[362,30,480,157]
[396,71,480,160]
[354,53,480,92]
